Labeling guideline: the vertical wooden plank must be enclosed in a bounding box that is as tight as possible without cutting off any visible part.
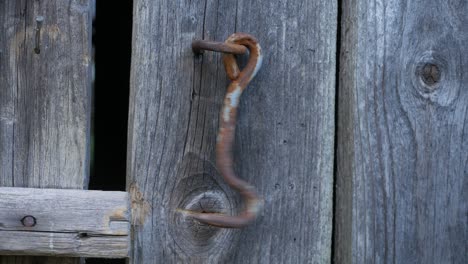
[335,0,468,263]
[128,0,336,263]
[0,0,92,263]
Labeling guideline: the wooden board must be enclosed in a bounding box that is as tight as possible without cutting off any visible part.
[335,0,468,263]
[0,188,130,258]
[0,0,92,262]
[128,0,337,262]
[0,231,128,259]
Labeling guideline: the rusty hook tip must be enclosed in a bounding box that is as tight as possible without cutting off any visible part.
[192,40,247,55]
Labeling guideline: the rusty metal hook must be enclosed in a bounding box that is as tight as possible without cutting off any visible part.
[192,40,248,55]
[183,33,263,228]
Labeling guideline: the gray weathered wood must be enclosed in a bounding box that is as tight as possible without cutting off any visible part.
[0,187,129,236]
[0,0,92,262]
[128,0,336,263]
[0,187,130,258]
[0,231,129,259]
[335,0,468,263]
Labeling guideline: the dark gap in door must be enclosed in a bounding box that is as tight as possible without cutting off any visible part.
[331,0,343,263]
[87,0,132,263]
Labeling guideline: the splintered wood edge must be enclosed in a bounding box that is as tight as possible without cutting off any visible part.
[0,187,132,258]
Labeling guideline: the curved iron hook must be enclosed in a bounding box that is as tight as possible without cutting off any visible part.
[192,40,248,55]
[183,33,263,228]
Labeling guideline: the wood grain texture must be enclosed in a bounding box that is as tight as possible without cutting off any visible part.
[0,231,129,259]
[128,0,336,263]
[0,188,130,258]
[0,187,129,234]
[335,0,468,263]
[0,0,92,262]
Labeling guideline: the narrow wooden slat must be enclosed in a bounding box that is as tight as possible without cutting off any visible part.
[0,187,130,258]
[0,188,130,235]
[0,1,92,261]
[128,0,337,262]
[0,231,128,259]
[335,0,468,263]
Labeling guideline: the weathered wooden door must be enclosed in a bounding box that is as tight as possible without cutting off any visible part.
[334,1,467,263]
[1,0,467,263]
[0,0,92,263]
[127,0,336,262]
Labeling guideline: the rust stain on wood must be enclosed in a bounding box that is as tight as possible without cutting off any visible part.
[108,207,128,220]
[129,183,151,226]
[47,24,61,41]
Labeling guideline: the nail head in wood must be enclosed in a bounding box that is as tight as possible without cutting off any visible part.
[21,215,37,227]
[34,16,44,54]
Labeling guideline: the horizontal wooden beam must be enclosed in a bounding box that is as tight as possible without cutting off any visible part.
[0,187,130,258]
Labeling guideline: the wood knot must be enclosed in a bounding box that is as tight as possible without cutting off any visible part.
[177,189,229,239]
[169,172,238,256]
[406,49,461,107]
[415,59,444,93]
[420,63,441,87]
